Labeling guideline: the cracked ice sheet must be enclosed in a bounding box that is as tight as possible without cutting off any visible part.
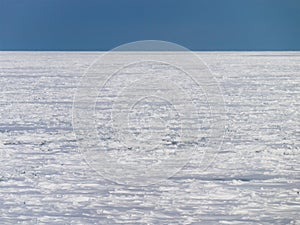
[0,52,299,224]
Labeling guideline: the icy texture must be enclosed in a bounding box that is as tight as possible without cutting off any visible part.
[0,52,299,224]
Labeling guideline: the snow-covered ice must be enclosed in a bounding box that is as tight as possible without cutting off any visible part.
[0,52,299,224]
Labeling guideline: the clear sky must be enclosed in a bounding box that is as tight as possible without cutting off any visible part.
[0,0,299,51]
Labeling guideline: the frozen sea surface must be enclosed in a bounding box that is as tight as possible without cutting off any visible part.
[0,52,299,224]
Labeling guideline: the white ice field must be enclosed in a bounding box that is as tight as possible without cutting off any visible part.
[0,52,299,224]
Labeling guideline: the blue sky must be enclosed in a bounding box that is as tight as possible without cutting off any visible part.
[0,0,299,51]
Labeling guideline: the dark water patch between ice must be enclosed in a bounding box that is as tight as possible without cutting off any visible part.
[170,174,281,182]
